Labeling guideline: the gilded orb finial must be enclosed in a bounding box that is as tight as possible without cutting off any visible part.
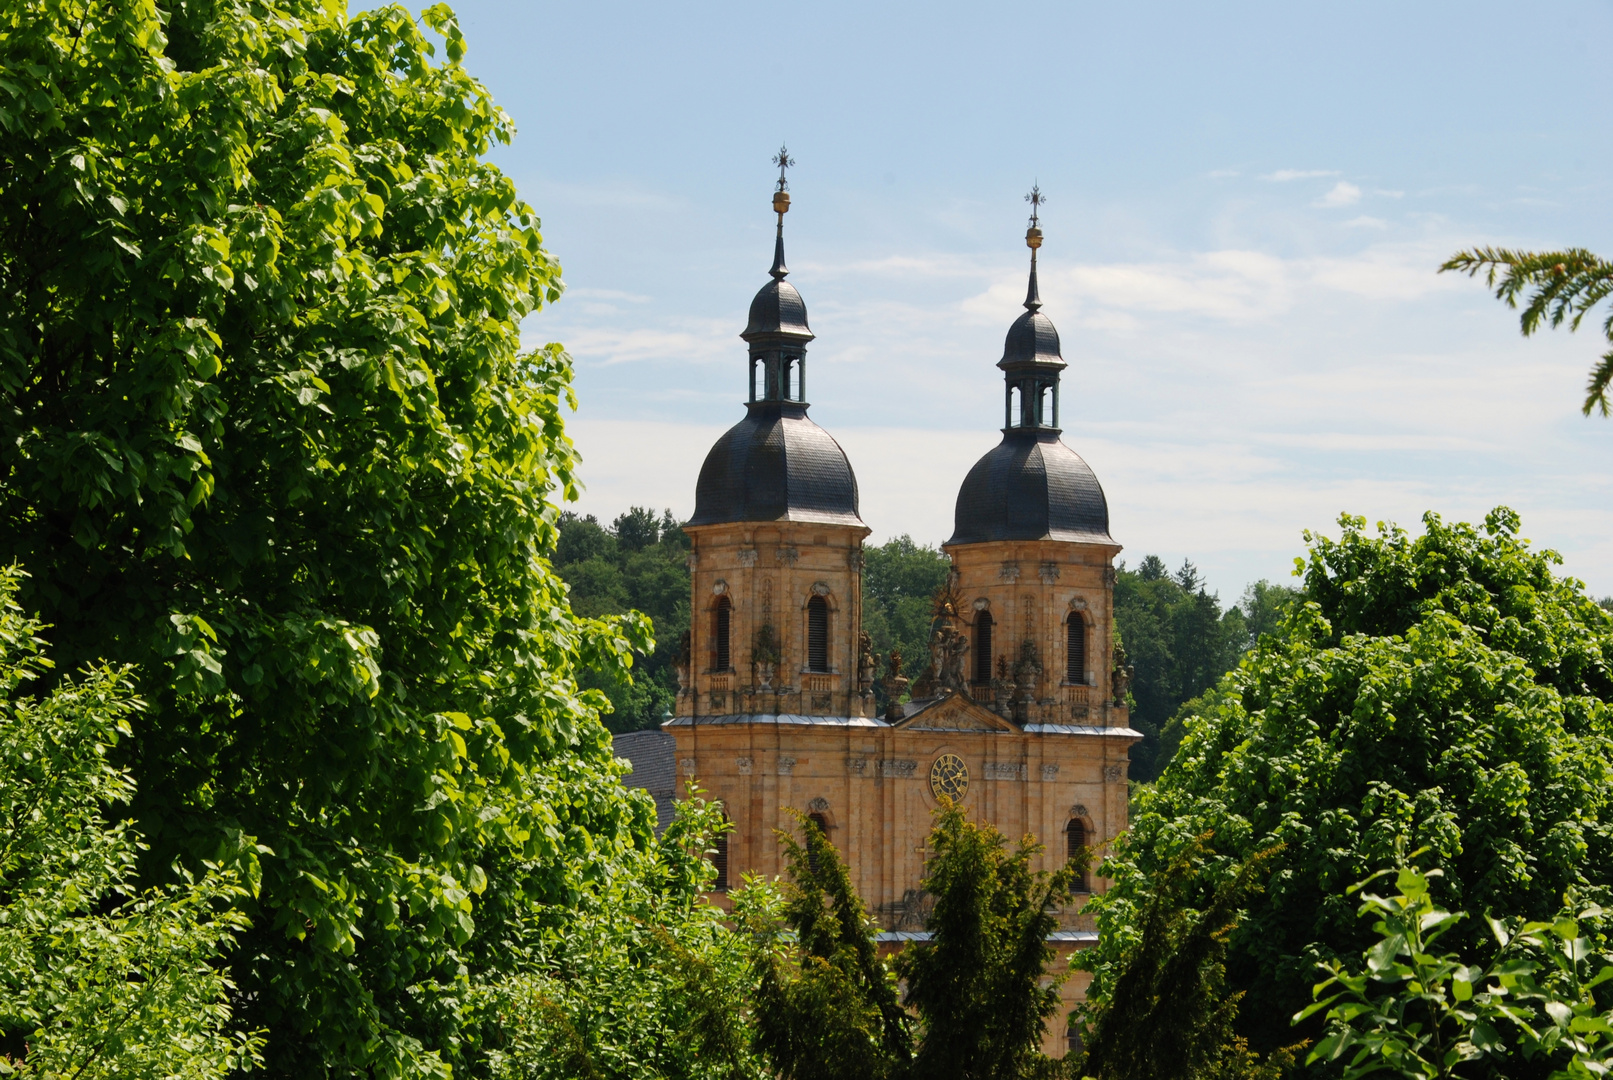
[772,144,795,216]
[1024,183,1045,248]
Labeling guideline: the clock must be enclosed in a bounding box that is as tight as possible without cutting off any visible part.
[930,753,969,803]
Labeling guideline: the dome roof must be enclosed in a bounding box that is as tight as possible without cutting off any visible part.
[744,276,813,340]
[999,307,1065,369]
[689,403,862,527]
[947,429,1112,545]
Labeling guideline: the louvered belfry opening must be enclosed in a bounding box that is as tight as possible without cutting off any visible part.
[807,812,830,875]
[714,596,732,671]
[807,595,829,672]
[713,828,730,891]
[1066,614,1085,683]
[974,611,994,683]
[1067,819,1089,890]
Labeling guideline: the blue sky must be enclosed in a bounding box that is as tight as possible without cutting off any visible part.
[446,0,1613,600]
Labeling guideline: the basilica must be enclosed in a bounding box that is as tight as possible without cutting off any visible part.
[615,172,1139,1053]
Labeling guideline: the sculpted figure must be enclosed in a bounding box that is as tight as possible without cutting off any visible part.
[881,648,910,722]
[1112,643,1134,705]
[674,629,692,695]
[857,630,876,697]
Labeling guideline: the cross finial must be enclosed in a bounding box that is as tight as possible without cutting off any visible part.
[1024,183,1045,228]
[773,144,795,192]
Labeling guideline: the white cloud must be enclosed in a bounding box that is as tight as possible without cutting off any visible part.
[1261,169,1340,182]
[1314,181,1363,207]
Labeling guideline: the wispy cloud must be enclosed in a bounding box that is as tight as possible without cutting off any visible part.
[1314,181,1363,207]
[1261,169,1340,182]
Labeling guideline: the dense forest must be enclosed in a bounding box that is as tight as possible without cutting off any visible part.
[554,509,1297,779]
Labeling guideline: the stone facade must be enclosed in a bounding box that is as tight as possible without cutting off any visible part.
[680,519,874,721]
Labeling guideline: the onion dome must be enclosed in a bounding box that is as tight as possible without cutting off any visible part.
[690,151,863,529]
[947,193,1113,546]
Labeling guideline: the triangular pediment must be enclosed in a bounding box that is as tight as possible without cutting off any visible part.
[894,691,1019,733]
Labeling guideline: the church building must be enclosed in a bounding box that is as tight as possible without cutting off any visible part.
[618,170,1139,1054]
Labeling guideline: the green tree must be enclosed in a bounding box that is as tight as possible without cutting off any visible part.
[481,792,763,1080]
[0,3,653,1074]
[1301,859,1613,1079]
[0,569,262,1079]
[1089,509,1613,1063]
[863,536,952,712]
[1076,839,1298,1080]
[1442,248,1613,415]
[741,811,912,1080]
[895,801,1077,1080]
[1113,557,1249,781]
[552,509,691,732]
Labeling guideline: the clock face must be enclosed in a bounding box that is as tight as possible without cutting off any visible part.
[930,753,969,803]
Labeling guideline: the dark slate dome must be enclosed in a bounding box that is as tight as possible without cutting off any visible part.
[999,307,1064,369]
[689,403,862,527]
[947,429,1112,545]
[745,276,813,340]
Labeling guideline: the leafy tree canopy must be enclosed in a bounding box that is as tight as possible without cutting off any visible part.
[552,509,690,732]
[1089,509,1613,1060]
[0,2,654,1074]
[1114,559,1295,781]
[0,569,260,1079]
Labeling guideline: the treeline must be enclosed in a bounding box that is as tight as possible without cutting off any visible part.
[558,513,1297,781]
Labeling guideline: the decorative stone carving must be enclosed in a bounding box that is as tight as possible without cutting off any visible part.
[711,579,728,596]
[1103,763,1126,782]
[879,758,917,778]
[1103,566,1117,587]
[811,580,831,596]
[808,796,830,813]
[736,757,753,775]
[1068,596,1087,610]
[675,630,691,696]
[1071,803,1090,818]
[679,758,696,775]
[737,547,758,568]
[973,597,990,611]
[810,692,832,710]
[1042,764,1060,782]
[998,561,1021,583]
[1012,639,1042,723]
[845,756,868,775]
[686,549,699,569]
[1038,562,1061,584]
[1111,643,1134,705]
[857,631,876,698]
[752,624,781,691]
[1070,704,1090,720]
[880,649,910,722]
[847,548,866,571]
[777,545,799,566]
[983,762,1026,781]
[777,757,797,776]
[914,585,969,697]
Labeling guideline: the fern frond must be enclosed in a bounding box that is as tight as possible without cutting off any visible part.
[1444,246,1613,417]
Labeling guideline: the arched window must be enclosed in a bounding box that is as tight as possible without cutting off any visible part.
[807,595,829,673]
[714,596,732,671]
[1066,819,1089,891]
[1066,615,1085,683]
[806,812,830,875]
[974,611,993,683]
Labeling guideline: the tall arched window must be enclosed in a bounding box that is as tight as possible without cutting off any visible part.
[974,611,994,683]
[714,596,732,671]
[807,595,829,673]
[1066,819,1089,891]
[807,812,830,876]
[1066,614,1085,683]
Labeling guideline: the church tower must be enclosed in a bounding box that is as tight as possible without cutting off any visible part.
[675,152,875,723]
[943,192,1130,731]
